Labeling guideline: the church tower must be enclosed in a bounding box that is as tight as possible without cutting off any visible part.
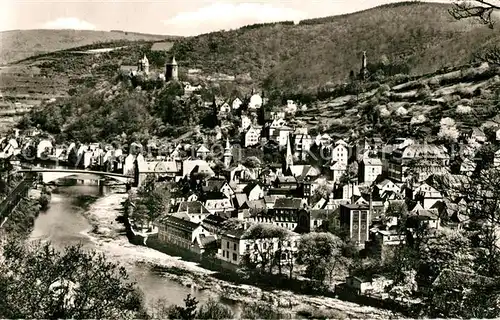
[165,56,179,82]
[360,51,368,80]
[285,135,293,171]
[223,138,232,168]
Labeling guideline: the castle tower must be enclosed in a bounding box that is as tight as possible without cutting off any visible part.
[360,51,368,80]
[165,56,179,82]
[143,54,149,74]
[138,54,150,74]
[223,138,232,168]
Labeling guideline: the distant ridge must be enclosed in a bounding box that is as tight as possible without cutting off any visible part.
[0,29,177,65]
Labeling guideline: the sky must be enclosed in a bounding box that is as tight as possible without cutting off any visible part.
[0,0,448,36]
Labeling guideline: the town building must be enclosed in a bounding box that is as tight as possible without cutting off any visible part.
[359,157,383,184]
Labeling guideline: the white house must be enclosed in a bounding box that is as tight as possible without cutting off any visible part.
[241,115,252,132]
[218,229,299,266]
[360,158,383,184]
[331,140,349,164]
[244,126,261,147]
[182,160,215,178]
[232,98,243,110]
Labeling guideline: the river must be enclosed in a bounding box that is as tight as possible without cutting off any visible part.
[28,179,217,311]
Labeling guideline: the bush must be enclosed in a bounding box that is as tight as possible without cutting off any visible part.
[197,298,234,319]
[38,194,50,211]
[456,105,473,115]
[240,301,284,319]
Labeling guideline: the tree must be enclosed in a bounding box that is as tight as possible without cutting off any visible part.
[0,240,146,319]
[132,181,171,229]
[240,301,284,320]
[437,117,459,142]
[163,294,199,320]
[339,161,358,185]
[450,0,500,29]
[296,232,348,285]
[196,298,234,319]
[450,1,500,64]
[241,224,291,275]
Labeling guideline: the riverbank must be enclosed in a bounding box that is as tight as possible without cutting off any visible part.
[83,193,399,319]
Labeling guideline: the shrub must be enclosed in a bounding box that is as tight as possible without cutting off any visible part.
[456,105,473,115]
[197,298,234,319]
[378,105,391,118]
[410,114,427,125]
[395,106,408,117]
[38,194,50,211]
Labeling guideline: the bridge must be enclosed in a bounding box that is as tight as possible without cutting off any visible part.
[17,168,134,184]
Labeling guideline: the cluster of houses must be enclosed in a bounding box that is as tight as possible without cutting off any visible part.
[121,124,500,274]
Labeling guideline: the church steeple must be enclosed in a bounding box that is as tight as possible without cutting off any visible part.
[223,138,232,168]
[285,135,293,171]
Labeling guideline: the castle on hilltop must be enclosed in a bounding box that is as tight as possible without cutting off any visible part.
[120,54,178,82]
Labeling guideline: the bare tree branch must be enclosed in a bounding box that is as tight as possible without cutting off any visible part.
[449,1,500,28]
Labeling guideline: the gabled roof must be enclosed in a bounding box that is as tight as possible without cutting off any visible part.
[274,198,303,209]
[162,214,201,232]
[197,145,210,153]
[243,181,261,195]
[433,268,496,289]
[177,201,210,215]
[240,199,266,213]
[204,178,228,192]
[234,193,248,207]
[204,191,228,200]
[362,157,382,166]
[202,214,226,228]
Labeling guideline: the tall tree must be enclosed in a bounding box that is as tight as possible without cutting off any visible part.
[296,232,348,286]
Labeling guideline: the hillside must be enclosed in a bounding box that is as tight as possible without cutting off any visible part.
[0,29,174,65]
[169,2,500,93]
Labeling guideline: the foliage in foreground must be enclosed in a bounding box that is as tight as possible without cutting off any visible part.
[0,240,147,319]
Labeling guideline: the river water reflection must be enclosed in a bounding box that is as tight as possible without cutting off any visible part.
[29,179,216,310]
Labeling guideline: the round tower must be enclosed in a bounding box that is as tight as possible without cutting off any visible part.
[165,56,179,82]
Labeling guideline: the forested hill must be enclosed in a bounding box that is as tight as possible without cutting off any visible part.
[169,1,500,93]
[0,29,173,65]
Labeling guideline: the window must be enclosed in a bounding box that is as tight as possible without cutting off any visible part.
[226,242,229,249]
[263,243,267,249]
[233,243,237,251]
[233,253,237,261]
[222,250,225,258]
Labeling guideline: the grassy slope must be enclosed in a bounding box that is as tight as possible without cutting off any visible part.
[170,2,499,93]
[0,29,174,65]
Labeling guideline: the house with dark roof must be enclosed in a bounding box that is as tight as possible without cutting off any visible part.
[238,199,266,220]
[173,201,211,223]
[242,182,264,201]
[203,177,234,199]
[202,213,227,234]
[202,191,234,216]
[156,214,212,253]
